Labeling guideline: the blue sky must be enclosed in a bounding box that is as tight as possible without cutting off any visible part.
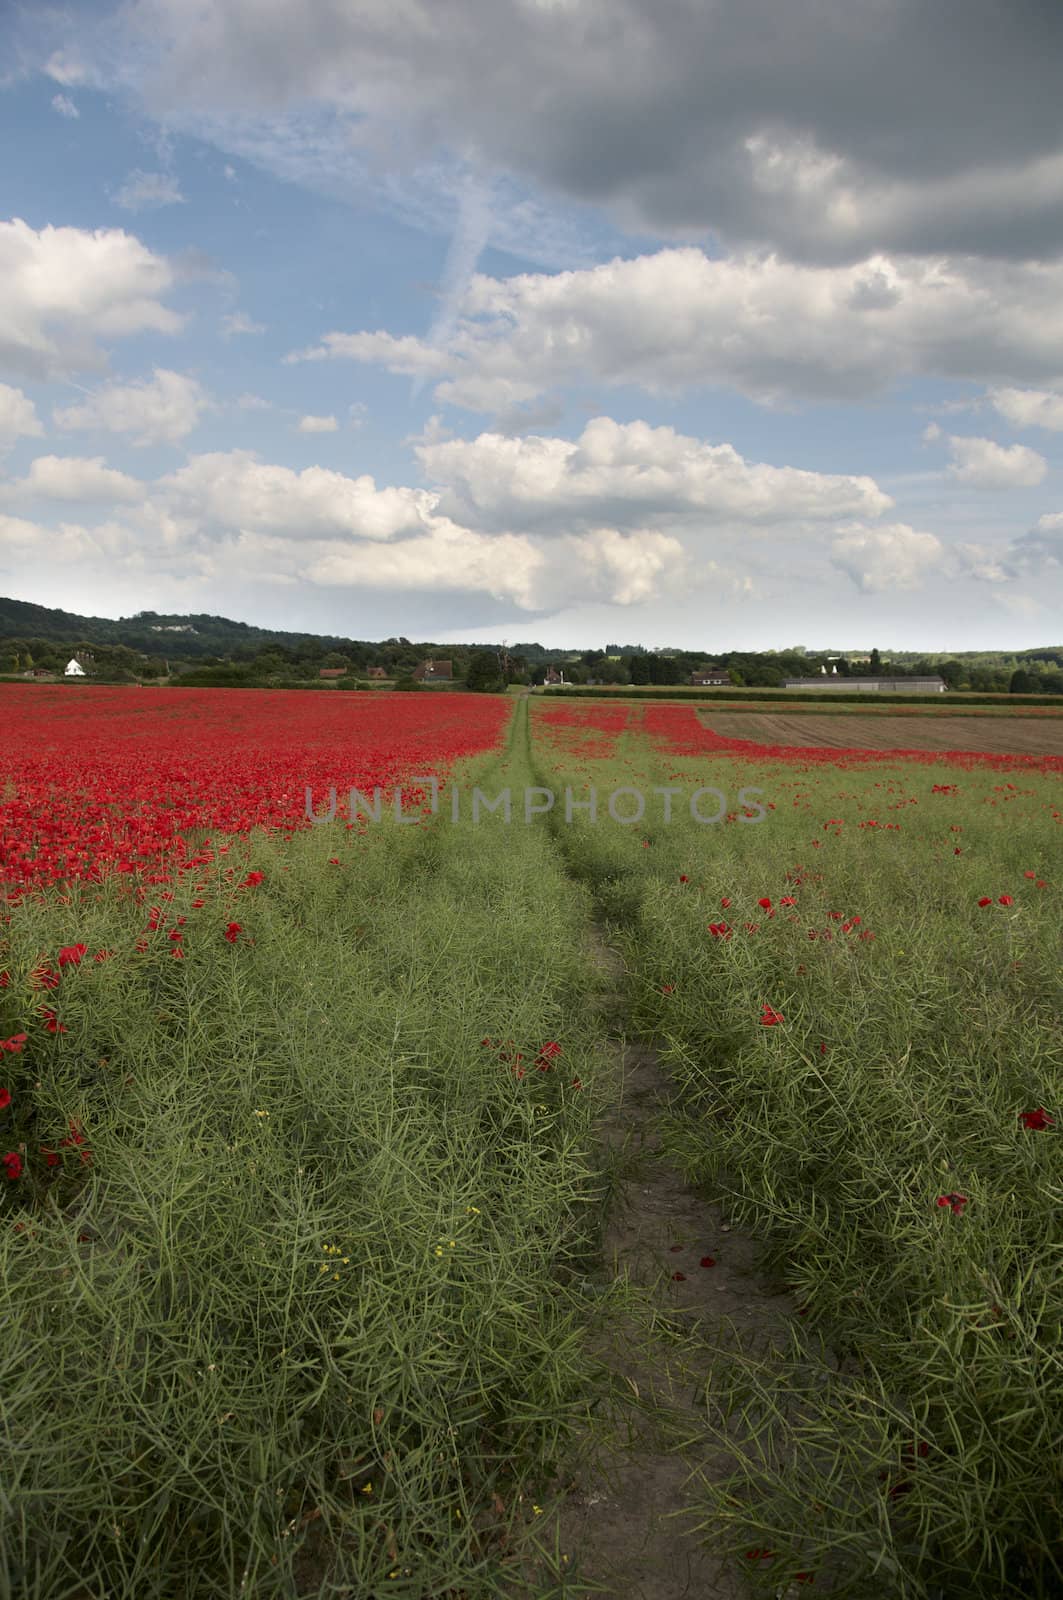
[2,1,1062,651]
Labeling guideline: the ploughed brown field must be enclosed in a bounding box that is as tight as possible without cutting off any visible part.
[697,711,1063,755]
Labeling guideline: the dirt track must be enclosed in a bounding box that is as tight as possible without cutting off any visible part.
[697,712,1063,755]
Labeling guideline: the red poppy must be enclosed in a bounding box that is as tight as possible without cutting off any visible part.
[700,1256,716,1268]
[0,1033,27,1054]
[0,1088,10,1110]
[569,1077,582,1090]
[661,983,675,994]
[936,1193,968,1215]
[224,922,242,943]
[40,1146,60,1168]
[57,944,87,968]
[708,922,732,939]
[93,949,114,962]
[1019,1108,1054,1130]
[720,897,731,908]
[998,894,1013,905]
[241,871,265,887]
[758,897,773,911]
[977,897,992,907]
[39,1007,67,1034]
[760,1005,784,1026]
[2,1152,21,1181]
[678,874,689,883]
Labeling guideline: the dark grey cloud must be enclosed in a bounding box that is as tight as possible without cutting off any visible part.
[55,0,1063,262]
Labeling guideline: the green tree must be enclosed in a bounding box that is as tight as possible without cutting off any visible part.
[869,647,881,673]
[465,650,505,693]
[1009,669,1034,695]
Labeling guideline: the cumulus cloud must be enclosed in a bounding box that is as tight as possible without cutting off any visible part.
[1005,511,1063,572]
[0,383,44,447]
[289,248,1063,412]
[0,219,182,381]
[297,414,339,433]
[53,368,209,446]
[113,170,185,212]
[90,0,1063,262]
[943,434,1047,489]
[221,310,265,337]
[51,93,79,118]
[830,523,950,593]
[158,451,435,540]
[3,454,143,504]
[415,416,892,533]
[988,386,1063,432]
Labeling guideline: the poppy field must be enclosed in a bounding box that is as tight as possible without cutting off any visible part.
[1,687,1060,1599]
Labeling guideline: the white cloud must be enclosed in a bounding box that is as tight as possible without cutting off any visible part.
[416,416,892,533]
[236,392,272,410]
[113,170,185,212]
[3,455,143,504]
[830,523,950,593]
[53,368,209,446]
[0,218,182,381]
[221,310,265,337]
[289,248,1063,412]
[944,434,1047,489]
[297,413,339,433]
[51,93,79,119]
[0,383,44,447]
[988,386,1063,432]
[158,451,435,540]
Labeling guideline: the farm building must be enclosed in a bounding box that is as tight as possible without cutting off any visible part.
[412,660,453,682]
[544,667,567,686]
[366,667,388,680]
[783,676,946,693]
[64,659,87,677]
[318,668,346,679]
[689,667,729,686]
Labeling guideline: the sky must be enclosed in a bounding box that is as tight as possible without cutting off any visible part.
[1,1,1062,652]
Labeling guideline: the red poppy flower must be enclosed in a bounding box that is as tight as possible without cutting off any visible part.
[780,896,796,906]
[93,949,114,962]
[2,1152,22,1181]
[224,922,242,943]
[720,897,731,908]
[758,897,773,911]
[661,983,675,994]
[678,874,689,883]
[936,1193,968,1215]
[0,1088,11,1110]
[39,1007,67,1034]
[700,1256,716,1268]
[57,944,87,968]
[569,1077,582,1090]
[0,1033,27,1054]
[241,871,265,887]
[998,894,1013,906]
[1019,1108,1054,1130]
[760,1005,784,1026]
[977,897,992,907]
[40,1146,60,1168]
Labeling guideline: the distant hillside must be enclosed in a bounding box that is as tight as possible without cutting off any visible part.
[0,597,358,660]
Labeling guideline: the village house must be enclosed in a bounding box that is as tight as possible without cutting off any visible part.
[689,666,729,686]
[366,666,388,680]
[412,660,453,682]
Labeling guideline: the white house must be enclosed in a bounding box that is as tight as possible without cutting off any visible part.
[64,658,86,677]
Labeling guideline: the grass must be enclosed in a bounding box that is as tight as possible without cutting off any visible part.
[0,727,643,1599]
[525,700,1062,1597]
[2,697,1060,1597]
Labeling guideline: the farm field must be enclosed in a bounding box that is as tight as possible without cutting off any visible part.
[2,688,1061,1599]
[695,711,1063,755]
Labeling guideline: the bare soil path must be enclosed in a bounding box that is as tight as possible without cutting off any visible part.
[514,926,805,1600]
